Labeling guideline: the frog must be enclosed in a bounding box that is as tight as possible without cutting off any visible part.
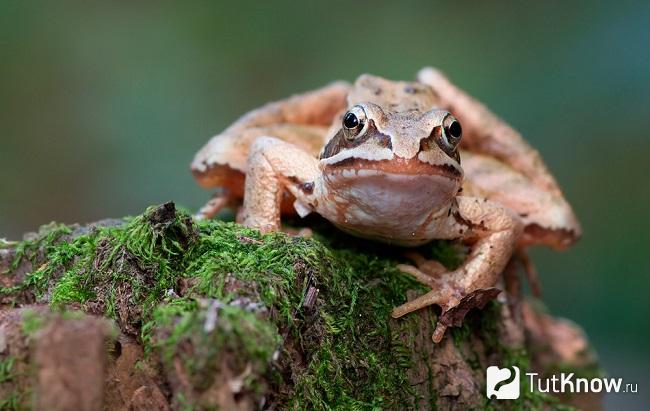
[191,67,581,342]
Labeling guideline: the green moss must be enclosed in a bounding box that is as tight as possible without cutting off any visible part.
[21,310,44,338]
[0,203,585,410]
[48,235,98,305]
[8,223,72,273]
[1,204,430,409]
[175,214,428,409]
[0,356,26,411]
[0,393,21,411]
[0,224,72,301]
[150,299,281,401]
[0,358,15,384]
[141,297,199,359]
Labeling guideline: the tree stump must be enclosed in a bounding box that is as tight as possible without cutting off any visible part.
[0,203,601,410]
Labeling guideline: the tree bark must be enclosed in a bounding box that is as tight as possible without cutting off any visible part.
[0,203,602,410]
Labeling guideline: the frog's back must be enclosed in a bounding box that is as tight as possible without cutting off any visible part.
[348,74,440,113]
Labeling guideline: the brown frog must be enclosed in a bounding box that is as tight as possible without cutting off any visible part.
[191,68,581,342]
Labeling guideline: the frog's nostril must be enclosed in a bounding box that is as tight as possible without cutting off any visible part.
[419,134,436,153]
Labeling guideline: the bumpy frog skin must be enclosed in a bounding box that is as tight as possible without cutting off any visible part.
[191,68,581,342]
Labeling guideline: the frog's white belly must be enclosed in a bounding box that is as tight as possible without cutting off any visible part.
[317,171,456,245]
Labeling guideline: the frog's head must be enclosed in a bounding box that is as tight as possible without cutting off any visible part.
[319,75,463,219]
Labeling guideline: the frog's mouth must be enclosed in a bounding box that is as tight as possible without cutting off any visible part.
[321,157,462,216]
[322,157,462,180]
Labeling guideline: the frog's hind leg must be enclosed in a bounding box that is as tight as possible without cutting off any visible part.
[517,248,542,297]
[461,151,580,250]
[192,81,349,220]
[418,67,580,247]
[195,190,234,220]
[397,251,447,282]
[418,67,564,197]
[192,125,329,218]
[192,81,349,178]
[193,165,246,220]
[460,152,577,299]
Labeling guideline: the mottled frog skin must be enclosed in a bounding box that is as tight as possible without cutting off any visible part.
[191,68,580,342]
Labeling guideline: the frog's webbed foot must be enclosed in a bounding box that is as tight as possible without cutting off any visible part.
[393,254,501,343]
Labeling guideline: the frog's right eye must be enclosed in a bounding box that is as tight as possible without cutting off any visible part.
[441,114,462,148]
[342,105,368,141]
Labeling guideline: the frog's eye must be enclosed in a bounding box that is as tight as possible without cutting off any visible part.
[442,114,462,148]
[342,105,368,141]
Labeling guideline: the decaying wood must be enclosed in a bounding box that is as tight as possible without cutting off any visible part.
[0,212,601,411]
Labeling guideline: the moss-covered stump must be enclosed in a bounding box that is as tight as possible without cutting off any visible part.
[0,202,600,411]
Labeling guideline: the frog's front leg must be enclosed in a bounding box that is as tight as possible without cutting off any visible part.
[242,136,320,232]
[392,197,523,342]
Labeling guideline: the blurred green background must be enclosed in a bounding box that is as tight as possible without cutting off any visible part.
[1,1,648,408]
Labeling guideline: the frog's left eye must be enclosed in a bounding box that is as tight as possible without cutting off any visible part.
[342,105,368,141]
[442,114,462,147]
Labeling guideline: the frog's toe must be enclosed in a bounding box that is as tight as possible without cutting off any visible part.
[393,261,456,317]
[391,285,458,343]
[403,251,447,277]
[392,283,501,343]
[391,287,453,319]
[433,288,501,342]
[196,190,232,220]
[395,264,437,287]
[395,253,447,287]
[281,227,313,238]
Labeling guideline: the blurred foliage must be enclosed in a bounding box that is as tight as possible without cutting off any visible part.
[0,1,649,408]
